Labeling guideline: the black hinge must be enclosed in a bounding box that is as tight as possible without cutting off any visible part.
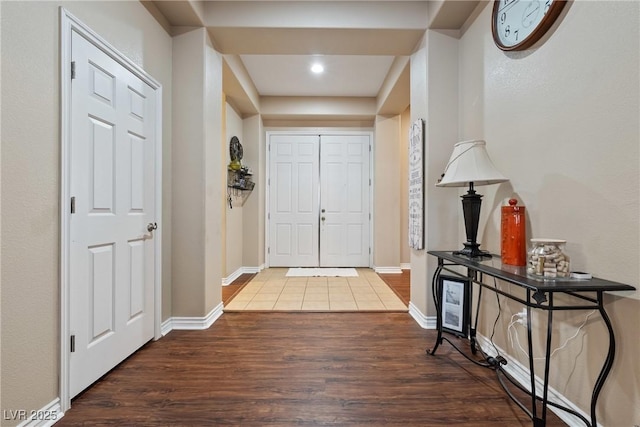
[70,196,76,214]
[70,335,76,353]
[71,61,76,80]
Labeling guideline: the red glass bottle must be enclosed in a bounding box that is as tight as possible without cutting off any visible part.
[501,198,526,266]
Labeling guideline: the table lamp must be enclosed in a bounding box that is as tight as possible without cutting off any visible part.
[437,140,508,258]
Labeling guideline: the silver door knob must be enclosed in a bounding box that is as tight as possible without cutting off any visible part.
[147,222,158,232]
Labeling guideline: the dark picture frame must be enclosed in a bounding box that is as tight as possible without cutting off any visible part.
[439,275,470,337]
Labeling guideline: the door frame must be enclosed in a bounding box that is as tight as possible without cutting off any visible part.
[59,8,163,411]
[265,129,374,268]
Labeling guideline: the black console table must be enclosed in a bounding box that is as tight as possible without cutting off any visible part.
[427,250,635,427]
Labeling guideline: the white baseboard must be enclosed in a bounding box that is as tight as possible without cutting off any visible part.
[475,334,601,427]
[160,317,173,336]
[374,266,403,274]
[408,302,436,329]
[222,266,263,285]
[14,398,62,427]
[161,303,224,335]
[244,264,264,274]
[222,267,244,285]
[400,263,411,270]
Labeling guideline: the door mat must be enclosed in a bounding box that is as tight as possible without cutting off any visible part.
[286,268,358,277]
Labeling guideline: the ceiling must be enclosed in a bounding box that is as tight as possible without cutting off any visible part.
[143,0,481,120]
[240,54,396,97]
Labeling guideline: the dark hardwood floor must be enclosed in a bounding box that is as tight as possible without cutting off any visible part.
[222,273,256,304]
[59,270,565,426]
[378,269,410,306]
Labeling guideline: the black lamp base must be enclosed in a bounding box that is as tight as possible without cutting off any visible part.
[453,244,493,259]
[456,182,492,259]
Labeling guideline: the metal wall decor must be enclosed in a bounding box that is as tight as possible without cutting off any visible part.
[227,136,254,209]
[229,135,243,170]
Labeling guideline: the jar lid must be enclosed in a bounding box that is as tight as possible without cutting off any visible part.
[531,238,566,244]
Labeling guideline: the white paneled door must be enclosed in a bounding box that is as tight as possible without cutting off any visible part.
[269,135,320,267]
[269,133,370,267]
[320,135,370,267]
[69,30,157,398]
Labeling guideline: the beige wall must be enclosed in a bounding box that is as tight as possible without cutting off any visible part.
[171,29,207,317]
[457,2,639,425]
[0,1,172,422]
[172,28,224,316]
[373,115,402,269]
[242,115,265,270]
[203,36,224,312]
[400,106,411,266]
[225,104,244,277]
[409,38,430,315]
[410,30,461,316]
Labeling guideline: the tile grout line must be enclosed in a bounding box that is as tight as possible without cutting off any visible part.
[225,269,407,312]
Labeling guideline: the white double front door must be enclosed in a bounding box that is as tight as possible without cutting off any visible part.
[268,133,371,267]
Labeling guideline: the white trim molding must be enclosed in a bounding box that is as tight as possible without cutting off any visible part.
[408,302,436,329]
[222,266,263,285]
[400,263,411,270]
[222,267,245,286]
[161,303,224,336]
[374,266,403,274]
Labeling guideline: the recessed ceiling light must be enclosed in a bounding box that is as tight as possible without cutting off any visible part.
[311,63,324,74]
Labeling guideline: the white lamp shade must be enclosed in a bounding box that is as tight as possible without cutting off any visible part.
[437,140,508,187]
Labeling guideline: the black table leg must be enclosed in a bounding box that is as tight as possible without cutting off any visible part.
[526,292,540,423]
[590,291,615,427]
[470,279,482,355]
[427,263,444,355]
[540,293,554,426]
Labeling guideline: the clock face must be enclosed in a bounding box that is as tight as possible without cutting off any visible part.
[492,0,566,51]
[229,136,243,161]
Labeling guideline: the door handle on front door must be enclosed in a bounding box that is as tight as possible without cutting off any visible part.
[147,222,158,232]
[321,217,325,221]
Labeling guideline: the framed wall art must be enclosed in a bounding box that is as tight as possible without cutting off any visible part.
[408,119,424,250]
[439,275,470,337]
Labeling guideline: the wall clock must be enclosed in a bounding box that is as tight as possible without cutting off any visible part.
[229,136,243,162]
[229,136,243,170]
[492,0,566,51]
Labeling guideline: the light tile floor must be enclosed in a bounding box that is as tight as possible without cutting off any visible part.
[224,268,408,312]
